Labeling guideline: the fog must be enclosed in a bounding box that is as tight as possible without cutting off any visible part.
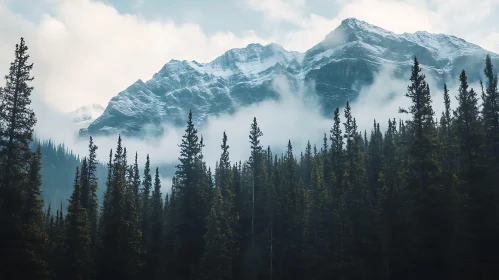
[32,64,484,194]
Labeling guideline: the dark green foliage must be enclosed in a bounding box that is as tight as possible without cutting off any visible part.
[200,183,232,280]
[141,154,152,246]
[98,137,143,280]
[0,38,48,280]
[64,167,92,280]
[400,57,452,280]
[4,38,499,280]
[143,167,163,279]
[29,137,107,213]
[170,110,210,280]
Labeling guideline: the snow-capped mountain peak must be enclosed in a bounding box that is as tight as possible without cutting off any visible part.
[80,18,499,138]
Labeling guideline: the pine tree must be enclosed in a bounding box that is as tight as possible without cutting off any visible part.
[249,117,263,249]
[132,152,141,222]
[141,154,152,247]
[470,56,499,279]
[0,38,40,279]
[171,110,209,280]
[200,185,232,280]
[342,102,370,279]
[98,136,143,280]
[331,107,344,195]
[400,57,451,280]
[0,38,50,280]
[21,145,49,279]
[218,131,239,278]
[0,37,37,196]
[64,167,92,280]
[144,167,164,278]
[80,157,90,212]
[482,55,499,166]
[87,137,99,244]
[45,202,52,233]
[123,157,143,280]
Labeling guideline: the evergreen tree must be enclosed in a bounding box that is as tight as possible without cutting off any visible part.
[141,154,152,247]
[400,57,451,280]
[249,117,263,249]
[171,110,209,280]
[87,137,99,244]
[330,107,344,195]
[145,167,164,278]
[218,131,239,279]
[132,152,141,222]
[98,136,142,280]
[21,145,49,279]
[200,184,232,280]
[64,167,92,280]
[0,38,40,279]
[470,56,499,279]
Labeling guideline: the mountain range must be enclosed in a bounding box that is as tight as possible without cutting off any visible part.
[79,17,499,137]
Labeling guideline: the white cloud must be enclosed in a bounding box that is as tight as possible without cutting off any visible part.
[246,0,307,25]
[3,0,499,115]
[0,0,270,112]
[245,0,499,53]
[1,0,499,173]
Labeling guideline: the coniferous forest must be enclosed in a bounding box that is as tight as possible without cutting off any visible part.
[1,37,499,280]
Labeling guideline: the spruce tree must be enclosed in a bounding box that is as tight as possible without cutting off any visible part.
[400,57,451,280]
[141,154,152,246]
[132,152,141,221]
[145,167,163,278]
[98,136,142,279]
[22,145,49,279]
[87,136,99,244]
[200,184,232,280]
[218,131,238,278]
[249,117,263,249]
[330,107,343,195]
[172,110,209,280]
[0,38,47,280]
[470,56,499,279]
[64,167,92,280]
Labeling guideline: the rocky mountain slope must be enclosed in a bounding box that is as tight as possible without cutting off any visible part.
[80,18,499,137]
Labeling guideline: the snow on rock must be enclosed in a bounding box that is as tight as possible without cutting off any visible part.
[81,18,499,138]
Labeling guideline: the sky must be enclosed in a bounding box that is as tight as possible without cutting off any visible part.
[1,0,499,113]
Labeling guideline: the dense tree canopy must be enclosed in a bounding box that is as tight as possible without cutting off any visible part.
[2,38,499,280]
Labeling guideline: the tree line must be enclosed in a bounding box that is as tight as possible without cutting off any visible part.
[29,138,108,212]
[1,38,499,280]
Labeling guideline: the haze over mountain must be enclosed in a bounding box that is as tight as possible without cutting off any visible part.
[70,104,105,130]
[80,18,499,138]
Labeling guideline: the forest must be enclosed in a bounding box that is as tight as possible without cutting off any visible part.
[1,37,499,280]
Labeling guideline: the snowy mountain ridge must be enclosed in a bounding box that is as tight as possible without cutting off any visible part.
[80,18,499,137]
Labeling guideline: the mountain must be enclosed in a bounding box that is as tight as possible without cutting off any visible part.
[71,104,105,130]
[80,18,499,137]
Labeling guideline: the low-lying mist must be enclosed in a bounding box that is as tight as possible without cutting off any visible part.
[33,65,480,194]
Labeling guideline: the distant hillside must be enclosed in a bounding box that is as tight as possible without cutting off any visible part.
[31,138,107,212]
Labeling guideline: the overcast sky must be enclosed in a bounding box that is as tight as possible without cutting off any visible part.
[1,0,499,112]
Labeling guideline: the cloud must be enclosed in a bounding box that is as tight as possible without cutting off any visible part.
[245,0,499,53]
[246,0,307,25]
[2,0,498,170]
[31,54,475,197]
[0,0,270,112]
[64,75,331,167]
[3,0,499,116]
